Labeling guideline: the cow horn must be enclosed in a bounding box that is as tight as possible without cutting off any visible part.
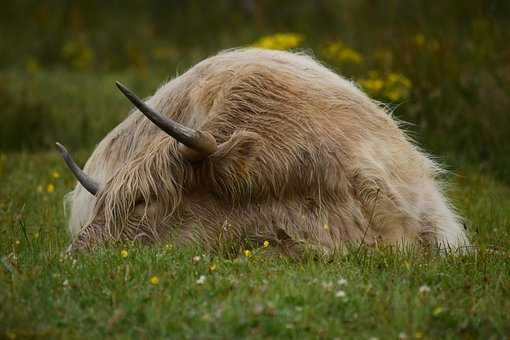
[115,81,217,160]
[55,143,100,195]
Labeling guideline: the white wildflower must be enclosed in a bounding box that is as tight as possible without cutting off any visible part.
[196,275,206,285]
[335,290,346,298]
[419,285,431,294]
[337,278,348,286]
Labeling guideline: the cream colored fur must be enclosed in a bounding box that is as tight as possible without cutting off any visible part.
[66,48,469,254]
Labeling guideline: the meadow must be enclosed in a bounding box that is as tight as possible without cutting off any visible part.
[1,1,509,338]
[1,153,509,338]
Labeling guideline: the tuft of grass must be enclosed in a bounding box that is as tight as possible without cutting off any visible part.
[0,152,509,338]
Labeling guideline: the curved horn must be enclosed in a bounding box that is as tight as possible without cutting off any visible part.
[55,143,100,195]
[115,81,217,159]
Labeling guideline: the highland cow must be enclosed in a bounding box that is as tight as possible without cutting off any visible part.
[58,48,469,255]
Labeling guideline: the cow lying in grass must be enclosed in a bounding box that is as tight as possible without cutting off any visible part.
[57,48,469,255]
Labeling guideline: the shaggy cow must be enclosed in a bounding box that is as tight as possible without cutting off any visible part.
[58,48,469,255]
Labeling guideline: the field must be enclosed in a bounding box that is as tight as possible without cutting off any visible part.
[1,153,509,338]
[1,1,510,339]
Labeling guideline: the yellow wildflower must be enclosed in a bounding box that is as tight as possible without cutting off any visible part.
[385,89,404,102]
[387,73,411,88]
[358,71,411,102]
[52,170,60,179]
[413,34,439,52]
[149,276,160,285]
[263,240,270,248]
[338,48,363,64]
[244,250,253,258]
[209,263,218,272]
[368,70,380,78]
[323,41,342,56]
[358,71,385,97]
[46,183,55,193]
[414,34,426,47]
[61,40,94,70]
[120,249,128,258]
[252,33,303,50]
[432,306,444,316]
[358,79,384,93]
[322,40,363,65]
[384,73,411,102]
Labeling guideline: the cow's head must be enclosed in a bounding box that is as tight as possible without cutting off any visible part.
[58,82,262,250]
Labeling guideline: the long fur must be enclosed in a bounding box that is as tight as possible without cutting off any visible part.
[67,48,469,254]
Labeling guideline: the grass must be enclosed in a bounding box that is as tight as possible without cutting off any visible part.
[0,69,166,151]
[0,151,509,339]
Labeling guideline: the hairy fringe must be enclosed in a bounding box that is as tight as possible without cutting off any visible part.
[92,137,187,239]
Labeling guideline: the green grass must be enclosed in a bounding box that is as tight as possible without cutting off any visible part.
[0,69,167,151]
[1,152,509,339]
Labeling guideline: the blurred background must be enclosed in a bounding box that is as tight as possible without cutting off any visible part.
[1,0,509,181]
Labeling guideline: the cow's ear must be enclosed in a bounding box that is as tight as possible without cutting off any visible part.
[206,130,262,193]
[210,130,262,170]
